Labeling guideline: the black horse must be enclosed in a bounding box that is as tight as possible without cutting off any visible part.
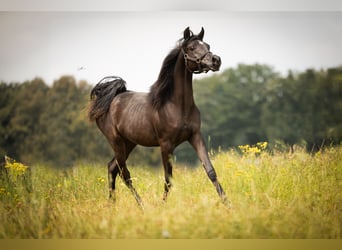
[89,27,227,207]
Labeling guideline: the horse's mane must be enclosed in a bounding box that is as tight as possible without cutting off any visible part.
[148,46,180,109]
[148,34,202,110]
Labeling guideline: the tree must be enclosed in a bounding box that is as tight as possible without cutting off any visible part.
[195,64,278,147]
[261,71,305,151]
[0,82,20,158]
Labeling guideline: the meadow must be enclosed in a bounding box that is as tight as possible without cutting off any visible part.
[0,145,341,238]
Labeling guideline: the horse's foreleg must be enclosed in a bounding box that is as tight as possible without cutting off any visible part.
[189,132,229,205]
[108,157,119,201]
[160,144,174,201]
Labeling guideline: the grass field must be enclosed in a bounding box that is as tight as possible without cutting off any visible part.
[0,145,341,238]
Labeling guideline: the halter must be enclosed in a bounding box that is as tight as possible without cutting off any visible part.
[181,48,212,74]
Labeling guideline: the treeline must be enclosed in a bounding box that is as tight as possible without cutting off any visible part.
[1,64,341,167]
[1,76,107,167]
[188,64,342,156]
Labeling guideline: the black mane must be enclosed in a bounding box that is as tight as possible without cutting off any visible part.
[148,35,201,110]
[148,47,180,109]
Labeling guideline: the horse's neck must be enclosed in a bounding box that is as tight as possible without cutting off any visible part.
[172,53,194,112]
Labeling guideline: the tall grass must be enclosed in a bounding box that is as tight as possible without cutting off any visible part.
[0,146,341,238]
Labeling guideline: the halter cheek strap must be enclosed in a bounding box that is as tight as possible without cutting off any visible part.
[181,48,211,74]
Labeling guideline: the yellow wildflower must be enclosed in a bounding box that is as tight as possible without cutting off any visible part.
[239,142,268,156]
[97,177,105,183]
[4,156,29,178]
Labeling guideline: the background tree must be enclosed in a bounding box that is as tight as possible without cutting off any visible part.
[0,82,19,158]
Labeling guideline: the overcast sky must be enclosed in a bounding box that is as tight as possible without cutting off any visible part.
[0,11,341,92]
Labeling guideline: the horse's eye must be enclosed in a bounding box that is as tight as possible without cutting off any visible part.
[188,46,195,51]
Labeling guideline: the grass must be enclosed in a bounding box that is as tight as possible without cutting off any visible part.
[0,146,341,238]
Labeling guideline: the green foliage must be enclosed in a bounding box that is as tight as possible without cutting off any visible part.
[195,64,278,147]
[0,147,341,238]
[262,68,342,151]
[0,77,112,167]
[187,64,341,162]
[0,64,341,166]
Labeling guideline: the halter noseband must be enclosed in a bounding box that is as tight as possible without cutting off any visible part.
[181,48,211,74]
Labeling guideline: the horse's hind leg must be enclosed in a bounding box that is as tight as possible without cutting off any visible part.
[119,164,143,207]
[114,141,143,208]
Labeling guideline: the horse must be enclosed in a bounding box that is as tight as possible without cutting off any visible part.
[89,27,228,207]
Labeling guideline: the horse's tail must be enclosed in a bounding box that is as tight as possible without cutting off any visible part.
[89,76,127,121]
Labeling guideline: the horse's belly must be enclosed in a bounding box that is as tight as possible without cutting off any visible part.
[127,127,159,147]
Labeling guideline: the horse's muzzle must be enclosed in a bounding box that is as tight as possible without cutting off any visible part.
[202,54,221,72]
[211,55,221,71]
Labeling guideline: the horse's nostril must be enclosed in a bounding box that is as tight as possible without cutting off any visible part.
[212,55,221,66]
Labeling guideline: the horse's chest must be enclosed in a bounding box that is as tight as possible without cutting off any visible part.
[155,107,199,142]
[168,119,194,142]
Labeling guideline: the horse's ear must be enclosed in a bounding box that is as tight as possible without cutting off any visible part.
[198,27,205,40]
[183,27,192,40]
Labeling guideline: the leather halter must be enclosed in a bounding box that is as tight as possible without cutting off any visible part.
[181,48,212,74]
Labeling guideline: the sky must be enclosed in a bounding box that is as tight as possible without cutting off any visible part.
[0,11,341,92]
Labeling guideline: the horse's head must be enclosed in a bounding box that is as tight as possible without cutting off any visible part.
[181,27,221,74]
